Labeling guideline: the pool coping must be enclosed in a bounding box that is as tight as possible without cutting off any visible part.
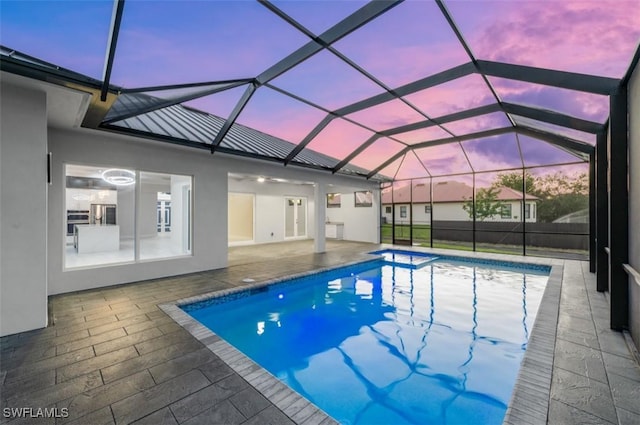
[159,248,562,425]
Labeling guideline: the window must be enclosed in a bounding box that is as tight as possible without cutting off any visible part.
[501,204,512,219]
[524,203,531,219]
[65,164,192,269]
[425,205,432,214]
[354,190,372,207]
[385,206,392,214]
[400,205,407,218]
[327,193,341,208]
[140,171,192,261]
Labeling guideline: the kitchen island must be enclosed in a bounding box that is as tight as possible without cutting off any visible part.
[75,224,120,253]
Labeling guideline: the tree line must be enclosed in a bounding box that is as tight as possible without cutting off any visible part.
[463,171,588,222]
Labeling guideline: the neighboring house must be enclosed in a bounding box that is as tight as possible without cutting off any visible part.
[381,181,538,224]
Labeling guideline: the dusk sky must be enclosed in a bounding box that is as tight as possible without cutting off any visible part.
[1,0,638,180]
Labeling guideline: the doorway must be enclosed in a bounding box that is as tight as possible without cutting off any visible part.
[228,193,255,245]
[284,197,307,239]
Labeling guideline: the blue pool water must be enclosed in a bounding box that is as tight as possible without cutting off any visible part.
[185,253,550,425]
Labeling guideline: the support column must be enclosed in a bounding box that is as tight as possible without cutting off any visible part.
[589,152,596,272]
[596,131,608,291]
[0,84,48,336]
[609,89,629,330]
[314,182,326,253]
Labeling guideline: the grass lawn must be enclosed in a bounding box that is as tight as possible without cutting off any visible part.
[381,224,431,242]
[380,224,587,259]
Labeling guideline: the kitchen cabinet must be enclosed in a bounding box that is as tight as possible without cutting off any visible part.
[325,222,344,239]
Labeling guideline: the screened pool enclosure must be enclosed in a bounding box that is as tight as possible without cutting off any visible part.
[1,0,638,261]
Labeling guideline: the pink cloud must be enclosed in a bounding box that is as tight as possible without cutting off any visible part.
[519,136,586,167]
[379,157,405,180]
[405,74,496,118]
[234,87,327,145]
[346,99,426,131]
[269,50,385,110]
[333,0,470,88]
[462,134,524,172]
[111,1,310,87]
[449,0,640,78]
[443,112,511,136]
[395,152,430,180]
[305,118,375,160]
[393,126,452,145]
[350,138,406,172]
[488,77,609,122]
[183,85,247,119]
[415,144,473,176]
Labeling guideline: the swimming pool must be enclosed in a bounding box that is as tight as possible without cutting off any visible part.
[183,251,550,425]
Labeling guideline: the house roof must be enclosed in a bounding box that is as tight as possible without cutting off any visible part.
[105,93,378,178]
[381,181,538,204]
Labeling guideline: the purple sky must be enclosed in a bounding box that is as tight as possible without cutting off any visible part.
[1,0,638,179]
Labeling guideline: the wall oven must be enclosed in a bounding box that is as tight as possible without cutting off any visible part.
[67,210,90,235]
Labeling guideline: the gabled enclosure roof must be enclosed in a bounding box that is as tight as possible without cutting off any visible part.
[1,0,638,181]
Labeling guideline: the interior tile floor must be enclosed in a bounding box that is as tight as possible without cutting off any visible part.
[1,240,638,425]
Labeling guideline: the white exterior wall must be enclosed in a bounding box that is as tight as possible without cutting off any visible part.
[228,182,380,244]
[382,201,537,223]
[628,60,640,350]
[0,84,48,336]
[228,179,315,244]
[46,124,379,295]
[48,127,228,295]
[322,191,380,243]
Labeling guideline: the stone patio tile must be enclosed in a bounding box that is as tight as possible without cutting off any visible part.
[181,399,245,425]
[4,347,95,384]
[57,346,138,383]
[548,399,615,425]
[131,408,178,425]
[100,337,203,383]
[602,351,640,382]
[197,359,235,384]
[56,328,127,355]
[617,407,640,425]
[241,405,295,425]
[134,329,201,356]
[554,339,608,384]
[57,370,155,424]
[149,347,218,384]
[0,369,55,401]
[550,367,617,423]
[59,405,115,425]
[93,327,163,356]
[608,372,640,415]
[169,378,237,422]
[557,314,596,335]
[111,369,210,425]
[228,387,271,419]
[87,315,149,337]
[7,370,103,409]
[556,328,600,350]
[597,330,634,359]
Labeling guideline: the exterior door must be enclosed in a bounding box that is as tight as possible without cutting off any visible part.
[285,197,307,239]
